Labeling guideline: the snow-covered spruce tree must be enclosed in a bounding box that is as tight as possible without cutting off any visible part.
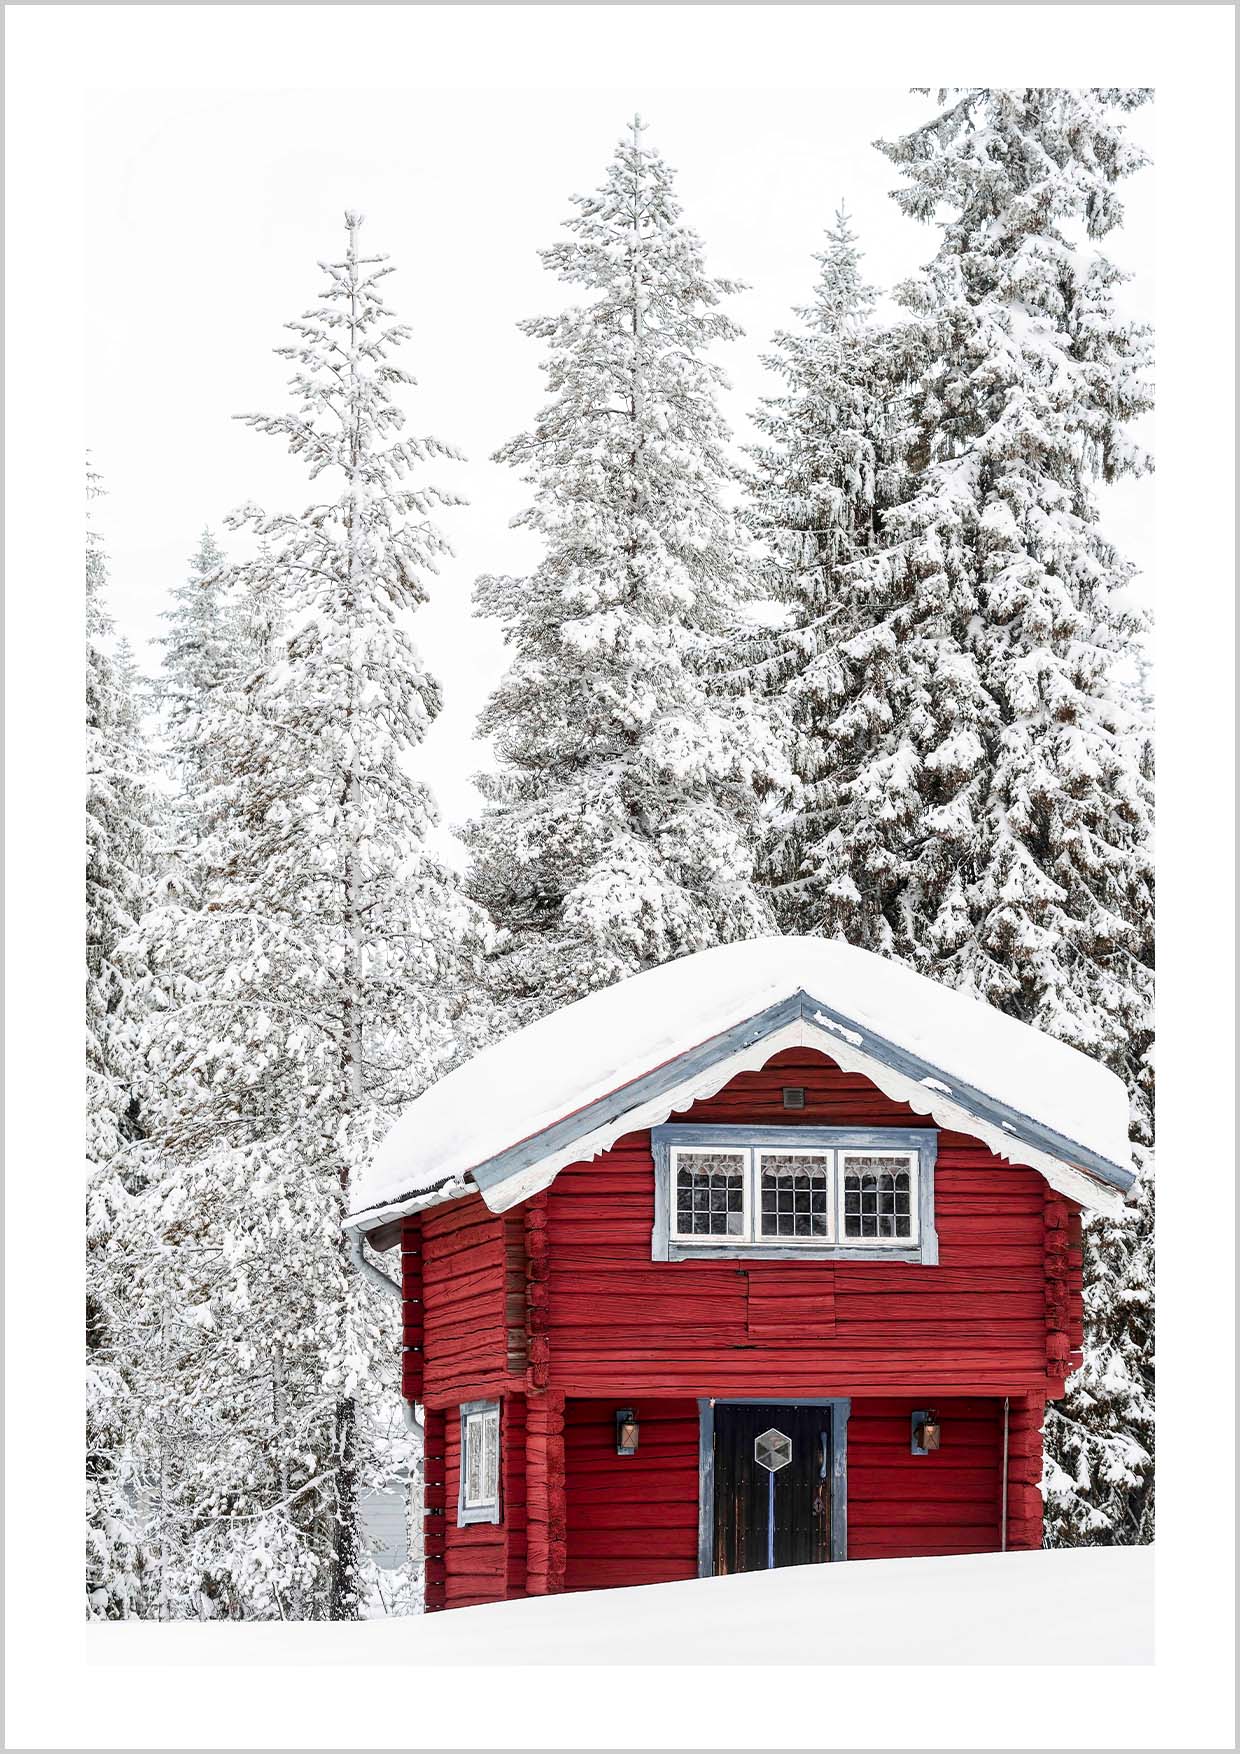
[138,214,485,1618]
[87,470,152,1164]
[107,540,265,1621]
[141,531,240,949]
[1043,1144,1154,1544]
[467,117,786,1023]
[768,91,1154,1540]
[1043,642,1155,1545]
[155,528,235,791]
[85,464,158,1617]
[815,88,1154,1104]
[745,206,911,916]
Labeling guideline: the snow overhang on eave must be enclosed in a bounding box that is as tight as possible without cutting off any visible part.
[344,1171,478,1249]
[345,989,1134,1245]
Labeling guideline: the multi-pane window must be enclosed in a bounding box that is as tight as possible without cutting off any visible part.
[842,1154,913,1240]
[458,1400,501,1525]
[656,1129,934,1261]
[673,1148,747,1238]
[757,1151,832,1239]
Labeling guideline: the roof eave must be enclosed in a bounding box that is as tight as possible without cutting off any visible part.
[346,989,1133,1238]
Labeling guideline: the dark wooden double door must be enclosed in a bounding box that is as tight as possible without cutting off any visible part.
[712,1402,832,1575]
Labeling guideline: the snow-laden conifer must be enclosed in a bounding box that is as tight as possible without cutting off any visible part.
[763,90,1155,1543]
[137,215,486,1617]
[881,105,1157,1554]
[1044,1147,1154,1545]
[745,207,910,914]
[87,470,152,1159]
[155,527,236,792]
[141,531,244,970]
[804,90,1155,1123]
[467,118,786,1022]
[85,464,159,1617]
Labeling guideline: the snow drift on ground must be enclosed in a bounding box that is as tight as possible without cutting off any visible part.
[93,1547,1153,1666]
[351,935,1133,1220]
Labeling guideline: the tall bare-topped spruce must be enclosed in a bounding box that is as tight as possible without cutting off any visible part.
[136,215,487,1618]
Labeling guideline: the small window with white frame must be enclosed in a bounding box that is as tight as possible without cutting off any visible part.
[652,1127,937,1264]
[672,1146,749,1240]
[458,1399,501,1526]
[757,1149,833,1240]
[841,1151,914,1241]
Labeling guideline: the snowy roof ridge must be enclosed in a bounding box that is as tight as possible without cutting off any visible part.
[347,937,1135,1236]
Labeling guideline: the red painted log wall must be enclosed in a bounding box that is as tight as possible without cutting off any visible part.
[540,1050,1074,1401]
[525,1388,567,1594]
[420,1195,508,1404]
[442,1402,505,1611]
[400,1217,424,1404]
[440,1396,531,1611]
[848,1397,1002,1557]
[563,1399,700,1592]
[556,1394,1030,1582]
[421,1407,446,1613]
[1004,1394,1048,1552]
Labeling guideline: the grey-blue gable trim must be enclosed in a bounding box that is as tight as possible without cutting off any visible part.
[795,989,1133,1194]
[468,992,805,1195]
[696,1397,850,1576]
[464,988,1132,1202]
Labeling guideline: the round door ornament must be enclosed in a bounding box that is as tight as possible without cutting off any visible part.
[754,1427,793,1472]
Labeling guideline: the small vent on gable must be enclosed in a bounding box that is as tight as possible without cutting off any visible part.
[782,1087,806,1110]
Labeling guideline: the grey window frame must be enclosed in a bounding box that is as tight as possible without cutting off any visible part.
[652,1124,939,1265]
[457,1398,502,1526]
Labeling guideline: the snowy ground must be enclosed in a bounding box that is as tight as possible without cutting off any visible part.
[387,1548,1153,1666]
[93,1546,1152,1666]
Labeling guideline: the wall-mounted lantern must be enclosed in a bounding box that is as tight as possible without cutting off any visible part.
[615,1408,640,1456]
[911,1409,941,1455]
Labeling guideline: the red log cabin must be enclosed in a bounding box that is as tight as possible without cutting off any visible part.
[345,937,1133,1611]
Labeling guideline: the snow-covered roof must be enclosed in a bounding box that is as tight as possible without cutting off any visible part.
[347,936,1134,1236]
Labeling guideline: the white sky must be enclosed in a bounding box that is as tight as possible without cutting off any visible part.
[86,87,1156,856]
